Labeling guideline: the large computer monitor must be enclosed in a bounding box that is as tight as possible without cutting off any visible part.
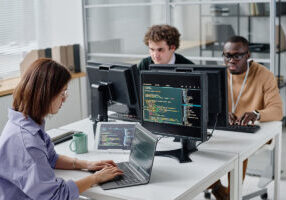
[86,62,140,128]
[141,70,208,163]
[149,64,228,128]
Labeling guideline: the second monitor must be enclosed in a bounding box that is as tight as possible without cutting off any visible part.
[141,70,208,163]
[86,62,141,128]
[149,64,228,128]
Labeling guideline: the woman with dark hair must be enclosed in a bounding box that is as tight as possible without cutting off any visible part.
[0,58,122,199]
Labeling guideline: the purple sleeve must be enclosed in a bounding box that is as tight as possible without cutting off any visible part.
[45,134,59,168]
[24,147,79,200]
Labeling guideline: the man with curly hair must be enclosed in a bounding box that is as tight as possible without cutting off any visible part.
[138,24,193,70]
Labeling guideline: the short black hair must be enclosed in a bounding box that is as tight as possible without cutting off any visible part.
[225,36,249,48]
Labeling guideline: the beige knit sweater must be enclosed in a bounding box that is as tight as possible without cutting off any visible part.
[227,61,283,122]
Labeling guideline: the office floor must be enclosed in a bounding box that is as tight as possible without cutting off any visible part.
[194,127,286,200]
[193,175,286,200]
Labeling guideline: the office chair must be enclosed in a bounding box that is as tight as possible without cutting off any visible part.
[204,23,235,54]
[204,139,275,200]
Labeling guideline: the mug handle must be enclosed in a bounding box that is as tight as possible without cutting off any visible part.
[69,140,76,152]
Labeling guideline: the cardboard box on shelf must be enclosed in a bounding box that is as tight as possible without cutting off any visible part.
[52,46,69,70]
[66,45,75,72]
[20,44,81,75]
[52,44,81,72]
[20,49,45,75]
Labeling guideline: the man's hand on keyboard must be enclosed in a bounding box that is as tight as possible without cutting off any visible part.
[87,160,117,171]
[238,112,257,126]
[228,112,238,125]
[229,112,257,126]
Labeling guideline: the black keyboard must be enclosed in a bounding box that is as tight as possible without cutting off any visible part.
[215,125,260,133]
[50,131,74,145]
[52,134,73,145]
[109,113,139,122]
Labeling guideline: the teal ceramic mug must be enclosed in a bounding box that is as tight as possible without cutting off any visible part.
[69,132,88,154]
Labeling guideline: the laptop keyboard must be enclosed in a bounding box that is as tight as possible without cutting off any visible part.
[115,163,141,185]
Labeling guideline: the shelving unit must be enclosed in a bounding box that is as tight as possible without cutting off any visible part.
[194,1,286,89]
[276,0,286,88]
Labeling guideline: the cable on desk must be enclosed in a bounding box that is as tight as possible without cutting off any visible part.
[156,113,219,148]
[196,114,218,148]
[207,113,219,140]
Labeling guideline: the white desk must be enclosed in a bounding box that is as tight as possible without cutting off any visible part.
[54,118,239,200]
[201,121,282,200]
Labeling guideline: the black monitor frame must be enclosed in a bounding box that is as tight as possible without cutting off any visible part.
[140,70,208,163]
[86,62,140,129]
[149,64,228,128]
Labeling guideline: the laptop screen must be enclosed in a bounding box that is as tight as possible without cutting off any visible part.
[97,123,135,150]
[129,126,157,178]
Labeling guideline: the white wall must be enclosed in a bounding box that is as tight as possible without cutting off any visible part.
[41,0,88,119]
[36,0,88,120]
[35,0,84,47]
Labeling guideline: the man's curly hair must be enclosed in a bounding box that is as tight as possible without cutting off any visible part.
[144,24,180,50]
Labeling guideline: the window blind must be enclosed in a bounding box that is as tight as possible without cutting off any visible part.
[0,0,36,78]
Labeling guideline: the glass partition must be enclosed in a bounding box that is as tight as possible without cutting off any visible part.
[84,0,167,63]
[83,0,279,72]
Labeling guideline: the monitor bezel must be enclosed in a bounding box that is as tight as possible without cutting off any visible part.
[140,70,208,142]
[148,64,228,128]
[86,61,141,122]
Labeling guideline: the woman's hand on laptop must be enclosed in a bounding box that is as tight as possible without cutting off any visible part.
[93,166,123,184]
[87,160,117,171]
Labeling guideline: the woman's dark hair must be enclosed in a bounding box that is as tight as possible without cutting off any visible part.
[13,58,71,124]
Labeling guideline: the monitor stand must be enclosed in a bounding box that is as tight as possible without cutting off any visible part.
[155,139,197,163]
[91,82,112,137]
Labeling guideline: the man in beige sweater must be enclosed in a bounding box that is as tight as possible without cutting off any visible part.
[211,36,283,199]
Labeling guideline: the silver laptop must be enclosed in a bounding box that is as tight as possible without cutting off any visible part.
[100,124,158,190]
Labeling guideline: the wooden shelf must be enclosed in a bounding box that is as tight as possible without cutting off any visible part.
[179,40,214,51]
[0,72,86,97]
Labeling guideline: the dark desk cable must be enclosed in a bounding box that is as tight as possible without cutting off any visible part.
[156,113,219,149]
[196,113,219,148]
